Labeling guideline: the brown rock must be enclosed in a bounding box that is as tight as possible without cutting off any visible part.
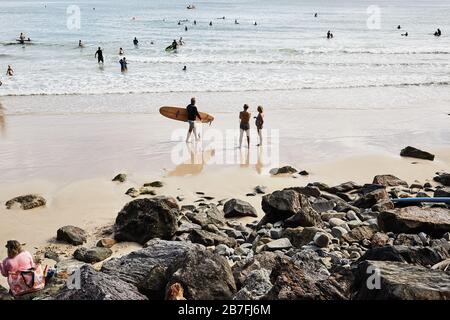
[371,232,390,247]
[97,238,117,248]
[378,206,450,238]
[373,174,408,187]
[341,226,377,243]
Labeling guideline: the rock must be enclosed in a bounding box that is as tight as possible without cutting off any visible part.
[263,256,349,300]
[214,244,233,256]
[354,260,450,299]
[269,166,297,175]
[331,226,348,239]
[353,188,389,208]
[143,181,164,188]
[435,187,450,197]
[321,211,346,221]
[233,269,272,300]
[372,174,408,187]
[328,218,346,227]
[0,285,12,300]
[246,193,256,197]
[73,247,113,263]
[185,204,225,227]
[341,226,377,243]
[167,247,237,300]
[189,229,237,248]
[378,206,450,238]
[125,187,140,198]
[177,218,201,234]
[264,238,292,251]
[371,232,390,247]
[114,197,179,244]
[5,194,46,210]
[44,250,60,262]
[261,189,321,227]
[282,227,323,248]
[371,199,394,212]
[299,170,309,176]
[329,181,361,194]
[112,173,127,183]
[311,199,335,213]
[313,232,330,248]
[54,265,147,300]
[102,240,201,298]
[394,234,423,246]
[254,185,267,194]
[359,245,449,267]
[96,238,117,248]
[400,146,435,161]
[57,226,87,245]
[138,187,156,196]
[223,199,257,218]
[434,173,450,186]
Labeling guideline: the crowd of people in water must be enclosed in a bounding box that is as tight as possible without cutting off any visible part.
[2,12,445,78]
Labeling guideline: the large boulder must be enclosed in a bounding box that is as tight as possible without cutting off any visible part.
[263,257,349,300]
[223,199,257,218]
[261,189,321,227]
[54,265,147,300]
[57,226,87,245]
[400,146,435,161]
[434,173,450,187]
[378,206,450,238]
[188,229,237,248]
[101,240,201,299]
[114,197,179,244]
[167,248,236,300]
[5,194,46,210]
[358,245,449,267]
[373,175,408,187]
[73,247,113,263]
[354,260,450,299]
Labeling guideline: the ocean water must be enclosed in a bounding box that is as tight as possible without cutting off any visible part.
[0,0,450,102]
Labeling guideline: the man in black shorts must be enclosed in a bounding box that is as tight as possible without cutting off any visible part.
[95,47,104,64]
[186,97,202,142]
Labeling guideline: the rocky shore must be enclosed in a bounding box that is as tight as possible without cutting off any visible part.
[2,168,450,300]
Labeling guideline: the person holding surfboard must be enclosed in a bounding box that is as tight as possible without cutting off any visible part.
[186,97,202,143]
[239,104,251,148]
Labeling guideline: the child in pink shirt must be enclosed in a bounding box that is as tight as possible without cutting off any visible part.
[0,241,35,277]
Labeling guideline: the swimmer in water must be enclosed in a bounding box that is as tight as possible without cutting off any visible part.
[6,65,14,76]
[119,47,124,55]
[133,37,139,46]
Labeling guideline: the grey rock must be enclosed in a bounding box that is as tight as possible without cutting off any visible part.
[331,226,348,239]
[313,232,330,248]
[434,173,450,186]
[73,247,113,263]
[270,166,297,175]
[114,197,179,244]
[186,204,225,227]
[400,146,435,161]
[57,226,87,246]
[5,194,46,210]
[189,229,237,248]
[143,181,164,188]
[354,260,450,299]
[112,173,127,183]
[233,269,272,300]
[264,238,292,251]
[254,185,267,194]
[54,265,147,300]
[223,199,257,218]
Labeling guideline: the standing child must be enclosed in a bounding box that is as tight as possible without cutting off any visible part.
[255,106,264,146]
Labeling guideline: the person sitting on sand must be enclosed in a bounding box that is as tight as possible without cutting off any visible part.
[0,240,45,296]
[166,283,186,300]
[6,65,14,76]
[133,37,139,46]
[255,105,264,146]
[239,104,251,148]
[95,47,104,64]
[186,97,202,143]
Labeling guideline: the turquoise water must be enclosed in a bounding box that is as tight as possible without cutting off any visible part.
[0,0,450,99]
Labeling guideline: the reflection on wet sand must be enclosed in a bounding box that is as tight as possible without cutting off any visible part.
[0,102,5,137]
[167,143,216,177]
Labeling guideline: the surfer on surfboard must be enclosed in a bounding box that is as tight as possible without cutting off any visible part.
[186,97,202,143]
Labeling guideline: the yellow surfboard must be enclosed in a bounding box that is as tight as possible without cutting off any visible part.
[159,106,214,123]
